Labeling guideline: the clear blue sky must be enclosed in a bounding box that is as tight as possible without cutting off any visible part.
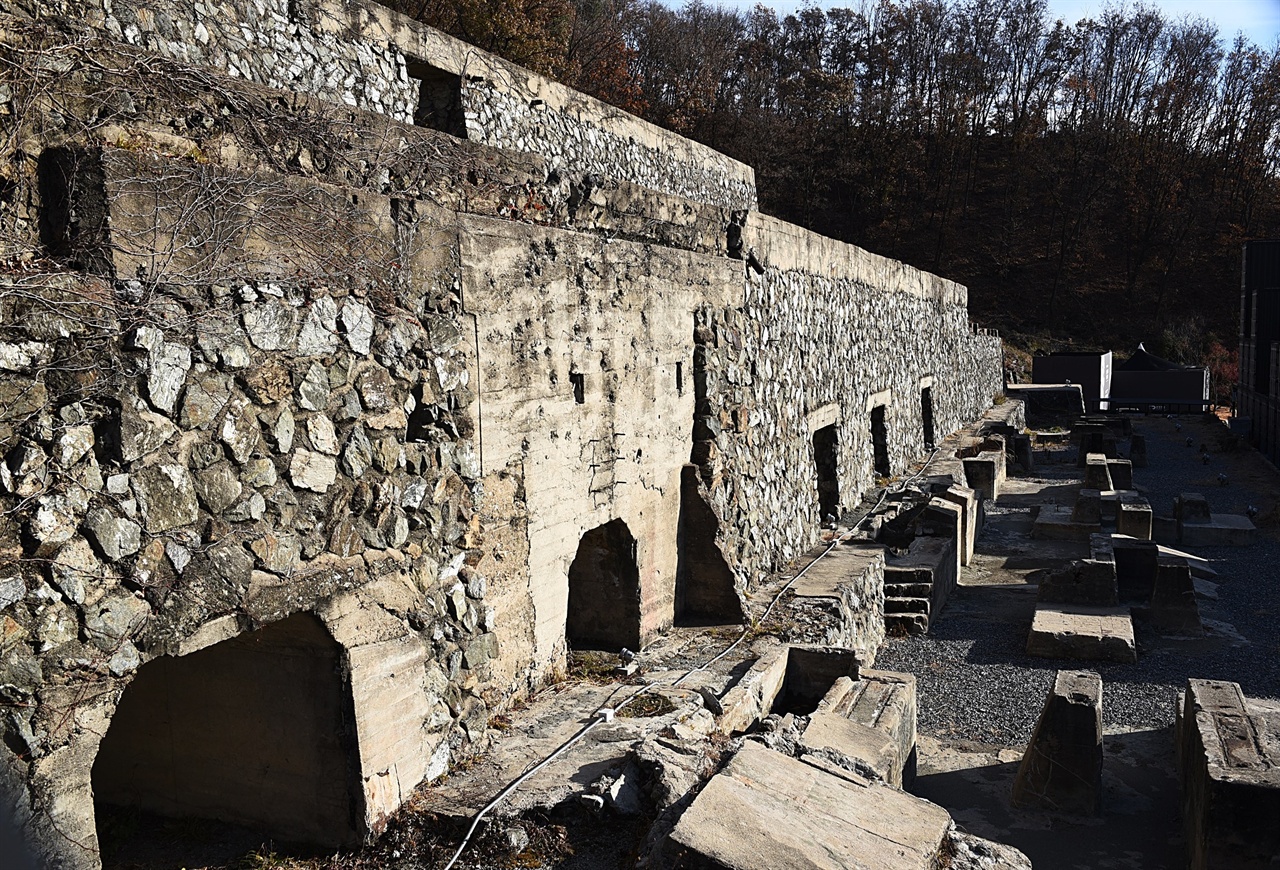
[694,0,1280,49]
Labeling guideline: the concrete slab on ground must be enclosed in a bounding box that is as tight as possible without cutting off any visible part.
[1026,604,1137,663]
[667,741,951,870]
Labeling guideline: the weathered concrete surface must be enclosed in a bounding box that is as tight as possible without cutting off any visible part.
[1175,492,1257,547]
[1027,604,1136,663]
[666,741,951,870]
[459,214,739,666]
[1035,559,1118,606]
[1117,497,1153,539]
[1083,453,1114,490]
[939,484,980,566]
[1032,504,1100,542]
[1011,670,1103,814]
[1150,557,1204,636]
[884,536,958,636]
[803,669,918,787]
[785,541,886,664]
[1178,679,1280,870]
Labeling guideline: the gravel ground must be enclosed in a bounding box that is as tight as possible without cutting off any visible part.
[876,414,1280,747]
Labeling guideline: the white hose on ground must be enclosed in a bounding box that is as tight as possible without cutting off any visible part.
[440,445,943,869]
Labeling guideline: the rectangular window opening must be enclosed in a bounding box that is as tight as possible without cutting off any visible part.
[920,387,935,449]
[405,58,467,138]
[570,372,586,404]
[676,361,684,396]
[871,405,890,478]
[813,424,839,523]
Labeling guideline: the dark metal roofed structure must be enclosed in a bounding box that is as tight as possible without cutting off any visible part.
[1239,240,1280,461]
[1110,344,1210,411]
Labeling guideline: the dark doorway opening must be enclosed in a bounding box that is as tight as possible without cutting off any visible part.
[406,58,466,137]
[921,387,935,448]
[675,466,743,626]
[813,424,840,522]
[566,519,642,651]
[871,405,890,477]
[92,613,362,855]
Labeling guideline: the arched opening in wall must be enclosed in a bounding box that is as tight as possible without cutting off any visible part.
[675,465,744,626]
[870,405,891,478]
[812,424,840,522]
[566,519,642,651]
[405,57,466,138]
[921,387,935,449]
[92,613,362,861]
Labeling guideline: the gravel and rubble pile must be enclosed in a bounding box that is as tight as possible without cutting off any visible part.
[877,415,1280,747]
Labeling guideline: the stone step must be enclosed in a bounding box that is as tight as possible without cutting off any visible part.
[885,596,930,614]
[885,582,933,598]
[886,613,929,635]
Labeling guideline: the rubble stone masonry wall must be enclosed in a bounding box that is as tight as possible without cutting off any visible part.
[0,5,999,868]
[21,0,756,211]
[693,215,1003,583]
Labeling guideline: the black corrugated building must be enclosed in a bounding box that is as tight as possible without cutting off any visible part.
[1238,240,1280,462]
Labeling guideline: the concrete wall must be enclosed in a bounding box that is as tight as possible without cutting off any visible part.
[459,214,738,668]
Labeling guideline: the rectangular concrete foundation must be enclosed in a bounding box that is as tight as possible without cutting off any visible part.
[884,537,958,635]
[1178,679,1280,870]
[1027,604,1136,663]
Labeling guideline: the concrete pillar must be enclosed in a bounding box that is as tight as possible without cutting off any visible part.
[1083,453,1113,491]
[1012,670,1103,815]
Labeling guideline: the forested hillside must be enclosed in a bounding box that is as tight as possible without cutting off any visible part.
[389,0,1280,379]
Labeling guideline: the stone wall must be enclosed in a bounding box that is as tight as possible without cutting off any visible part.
[19,0,756,211]
[693,214,1003,585]
[0,73,515,863]
[0,10,1002,868]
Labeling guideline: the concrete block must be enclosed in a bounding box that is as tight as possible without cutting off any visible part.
[1179,679,1280,870]
[1117,498,1153,540]
[1112,536,1159,602]
[1151,557,1203,636]
[1107,458,1134,490]
[1072,489,1102,524]
[667,742,952,870]
[884,536,957,635]
[804,668,917,787]
[939,485,979,566]
[1036,559,1118,606]
[1032,505,1100,542]
[1012,670,1103,814]
[787,543,886,664]
[1012,433,1035,472]
[1129,433,1147,467]
[1027,604,1136,663]
[1083,453,1113,491]
[1176,493,1213,525]
[924,497,963,582]
[963,451,1005,501]
[1180,515,1257,547]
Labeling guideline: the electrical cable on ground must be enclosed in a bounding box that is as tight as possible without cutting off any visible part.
[440,445,942,869]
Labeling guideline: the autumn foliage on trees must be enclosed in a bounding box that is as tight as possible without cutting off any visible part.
[393,0,1280,372]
